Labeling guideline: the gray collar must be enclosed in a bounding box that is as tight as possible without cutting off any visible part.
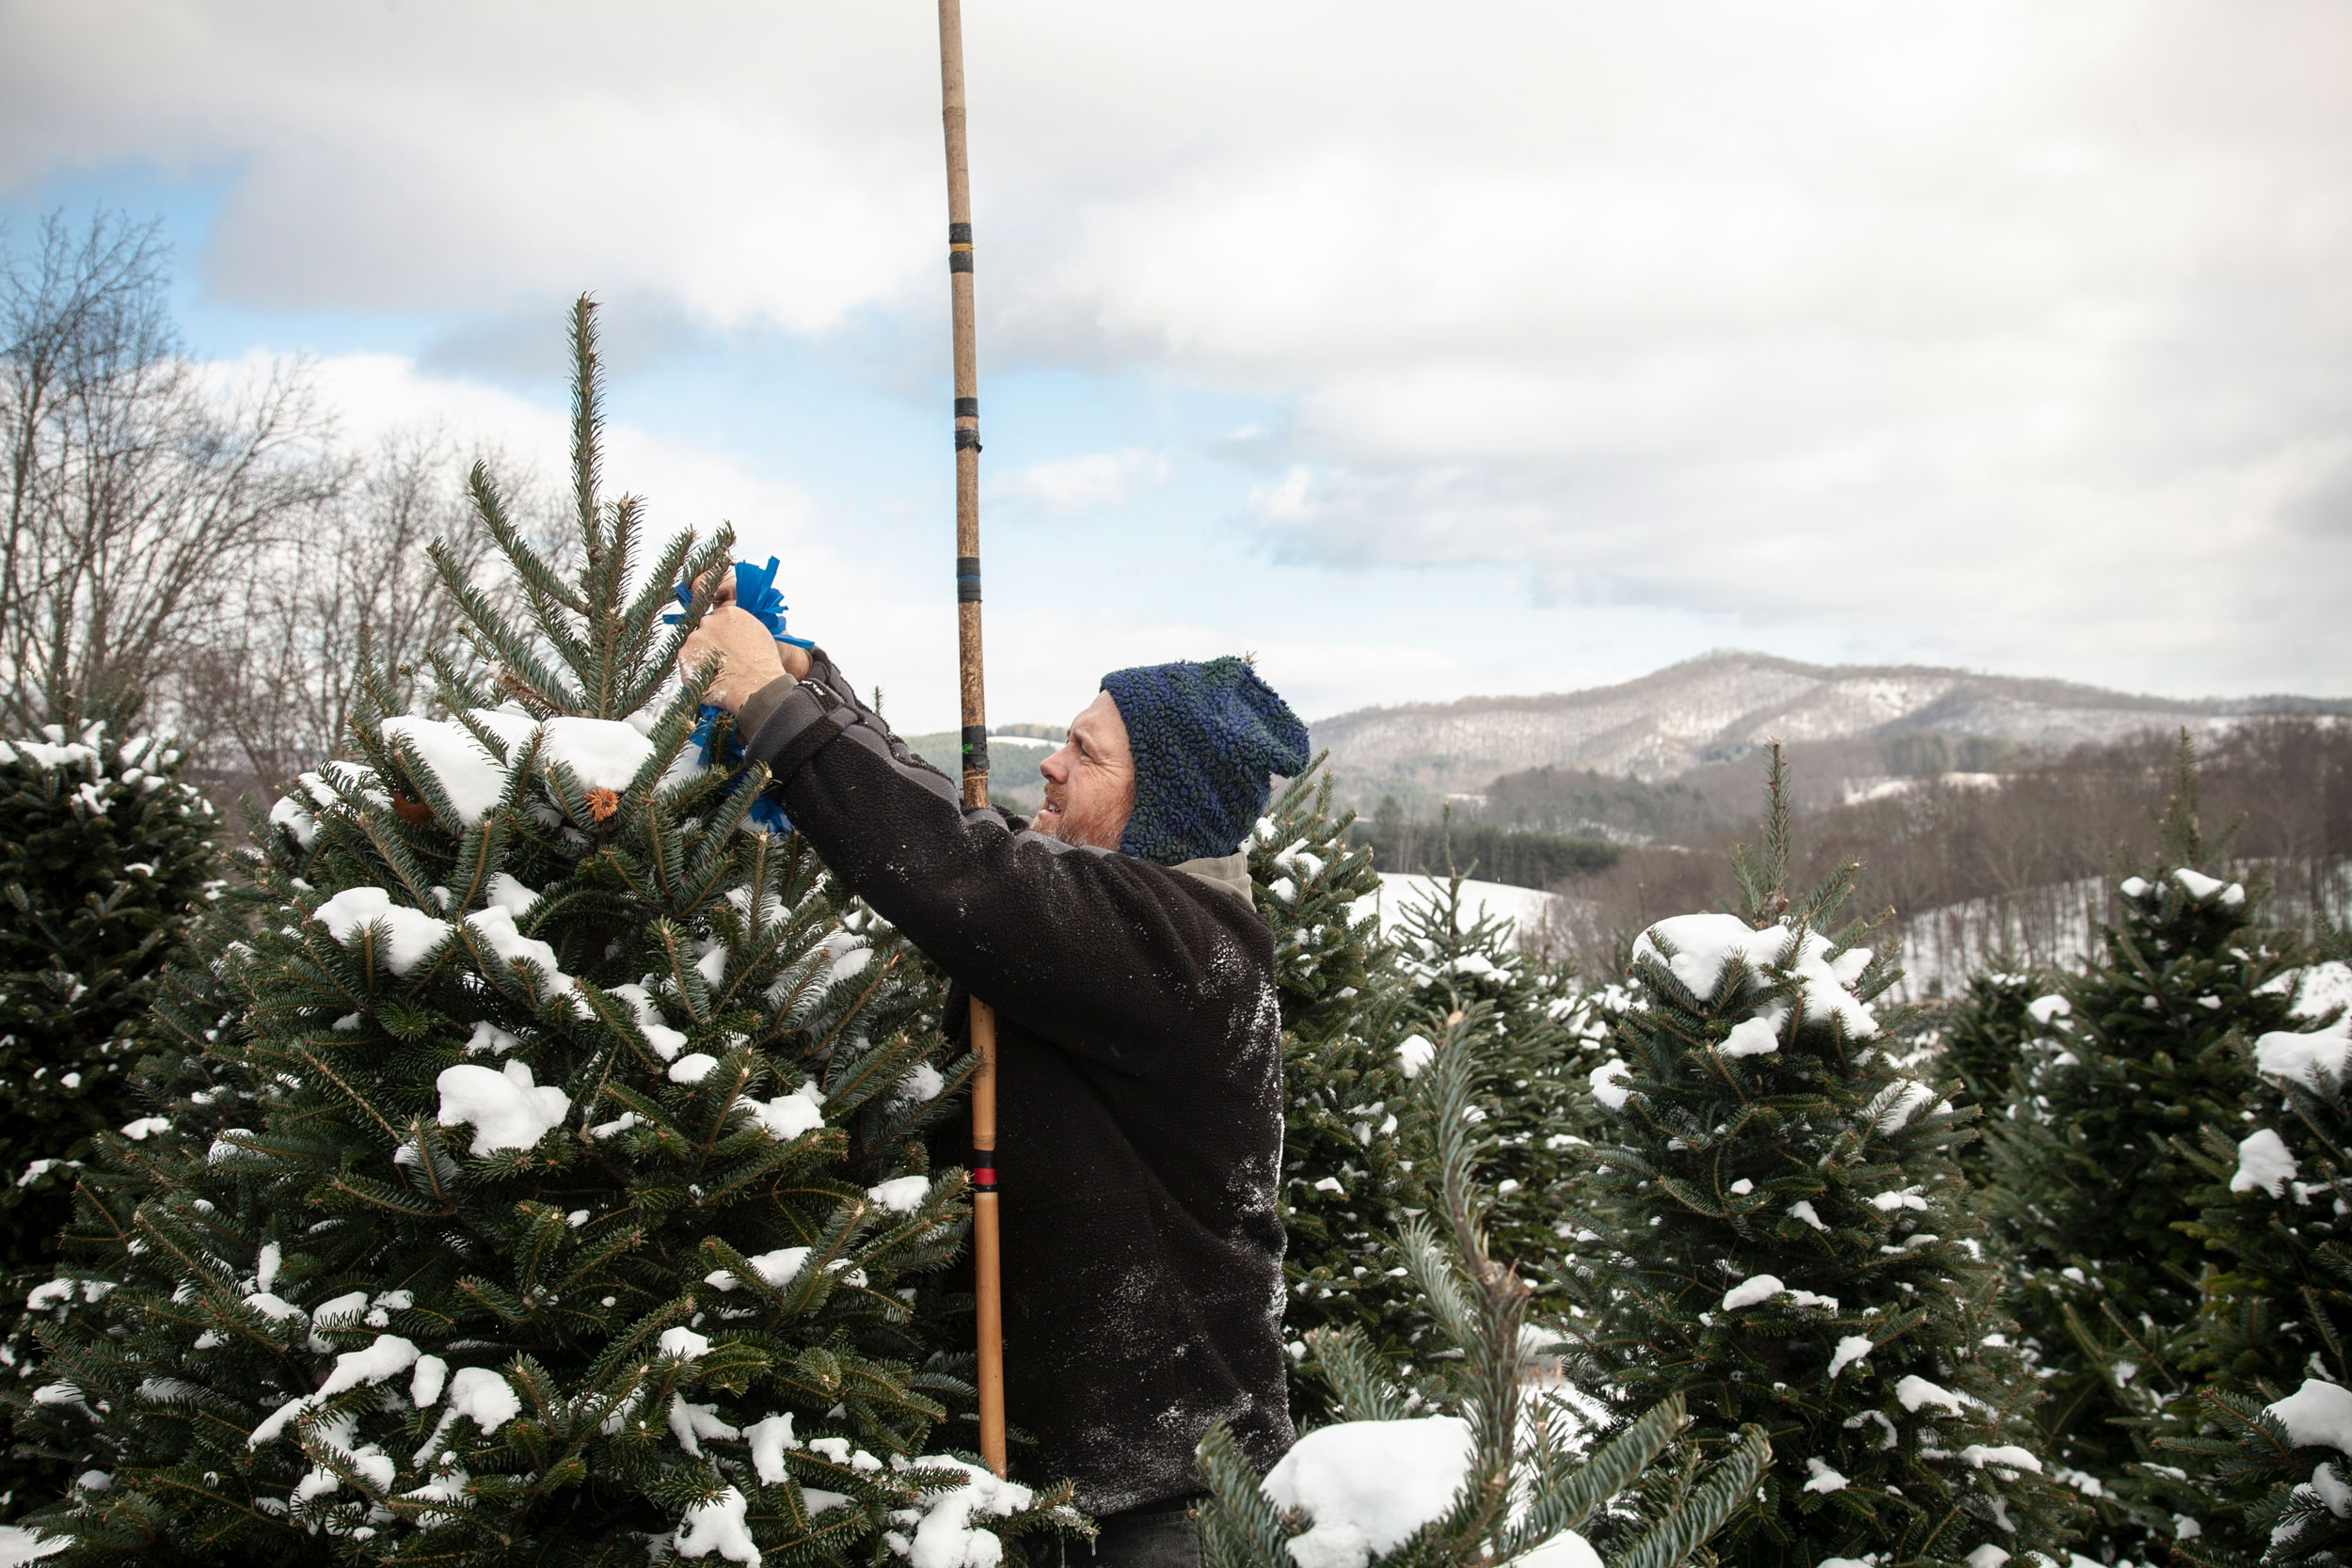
[1171,851,1255,907]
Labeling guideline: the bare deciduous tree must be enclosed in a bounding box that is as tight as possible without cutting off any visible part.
[0,210,339,739]
[184,427,516,787]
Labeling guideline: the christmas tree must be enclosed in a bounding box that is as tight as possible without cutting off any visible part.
[0,708,216,1512]
[5,299,1069,1566]
[1979,736,2304,1557]
[1935,964,2055,1190]
[1251,766,1386,1049]
[1381,860,1596,1318]
[1196,1008,1772,1568]
[2177,963,2352,1401]
[1246,768,1425,1407]
[2154,964,2352,1565]
[1936,966,2051,1115]
[1565,747,2078,1568]
[1252,780,1602,1416]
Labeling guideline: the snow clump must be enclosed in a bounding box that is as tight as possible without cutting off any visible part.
[2256,1016,2352,1094]
[868,1177,931,1214]
[675,1485,760,1564]
[1395,1034,1435,1079]
[2232,1130,2300,1198]
[1588,1059,1633,1112]
[315,887,453,975]
[738,1079,825,1142]
[435,1060,570,1156]
[1722,1275,1837,1312]
[2281,961,2352,1022]
[247,1336,421,1447]
[0,1525,72,1564]
[381,715,524,825]
[2267,1379,2352,1454]
[704,1247,813,1293]
[1512,1531,1603,1568]
[2026,994,2071,1025]
[378,709,660,827]
[886,1455,1034,1568]
[2173,867,2246,908]
[1261,1416,1474,1568]
[538,716,655,792]
[1896,1376,1969,1418]
[1827,1336,1875,1378]
[1631,913,1878,1042]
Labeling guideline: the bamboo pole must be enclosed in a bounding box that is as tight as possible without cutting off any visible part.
[936,0,1007,1481]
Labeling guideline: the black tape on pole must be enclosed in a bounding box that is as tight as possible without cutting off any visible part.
[957,556,982,603]
[961,725,990,775]
[970,1148,997,1190]
[954,397,978,418]
[955,427,982,451]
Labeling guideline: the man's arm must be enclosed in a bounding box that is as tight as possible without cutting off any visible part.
[741,647,958,791]
[737,655,1253,1079]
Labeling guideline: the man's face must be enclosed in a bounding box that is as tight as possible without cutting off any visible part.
[1035,690,1136,850]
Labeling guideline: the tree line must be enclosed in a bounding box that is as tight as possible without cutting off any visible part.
[2,209,561,805]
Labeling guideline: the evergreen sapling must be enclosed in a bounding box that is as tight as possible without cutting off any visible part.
[1980,736,2303,1557]
[1196,1008,1772,1568]
[1382,863,1597,1316]
[1566,748,2078,1568]
[2156,963,2352,1567]
[0,710,215,1512]
[1247,768,1423,1408]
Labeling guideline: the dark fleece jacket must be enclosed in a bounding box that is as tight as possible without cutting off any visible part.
[738,649,1295,1513]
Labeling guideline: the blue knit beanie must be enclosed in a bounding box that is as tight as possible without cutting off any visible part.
[1100,657,1311,865]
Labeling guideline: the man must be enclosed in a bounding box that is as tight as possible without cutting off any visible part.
[679,601,1307,1566]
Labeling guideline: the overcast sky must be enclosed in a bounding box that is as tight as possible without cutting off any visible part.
[4,1,2347,731]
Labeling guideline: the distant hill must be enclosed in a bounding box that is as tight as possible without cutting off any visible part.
[900,730,1054,814]
[1310,651,2348,806]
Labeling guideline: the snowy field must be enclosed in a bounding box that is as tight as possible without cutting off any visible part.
[1349,873,1557,941]
[1889,861,2352,1000]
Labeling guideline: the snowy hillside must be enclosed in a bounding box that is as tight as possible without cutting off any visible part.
[1311,651,2347,800]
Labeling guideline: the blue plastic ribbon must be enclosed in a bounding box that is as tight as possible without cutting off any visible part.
[668,556,807,835]
[664,555,815,649]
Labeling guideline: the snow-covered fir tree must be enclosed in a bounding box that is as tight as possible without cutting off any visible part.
[1197,1008,1772,1568]
[1252,767,1386,1050]
[1979,738,2304,1558]
[1382,865,1597,1314]
[1938,967,2049,1112]
[1566,748,2078,1568]
[0,711,216,1511]
[1251,784,1609,1415]
[2155,961,2352,1566]
[2179,960,2352,1402]
[1247,768,1425,1407]
[3,301,1070,1567]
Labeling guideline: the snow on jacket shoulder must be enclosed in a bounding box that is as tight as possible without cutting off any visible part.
[739,652,1295,1513]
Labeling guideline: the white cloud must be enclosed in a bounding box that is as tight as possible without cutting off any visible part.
[7,0,2350,700]
[993,448,1169,515]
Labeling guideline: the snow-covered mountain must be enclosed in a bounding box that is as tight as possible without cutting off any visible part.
[1311,651,2347,800]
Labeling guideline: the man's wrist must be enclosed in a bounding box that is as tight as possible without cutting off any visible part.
[734,673,800,741]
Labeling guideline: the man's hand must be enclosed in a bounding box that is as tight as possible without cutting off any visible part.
[678,605,808,713]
